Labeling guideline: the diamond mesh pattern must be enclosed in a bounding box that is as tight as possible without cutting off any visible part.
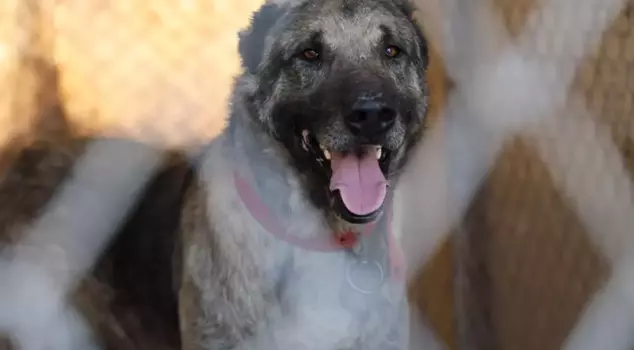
[1,0,634,349]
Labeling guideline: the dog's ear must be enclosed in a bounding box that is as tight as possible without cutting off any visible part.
[396,0,429,70]
[411,18,430,70]
[238,2,288,75]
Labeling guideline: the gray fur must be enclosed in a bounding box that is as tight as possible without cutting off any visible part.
[179,0,430,348]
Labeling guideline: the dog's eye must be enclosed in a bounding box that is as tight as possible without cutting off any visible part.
[300,48,320,61]
[384,45,401,58]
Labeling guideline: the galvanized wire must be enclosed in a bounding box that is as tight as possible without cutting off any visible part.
[0,0,633,349]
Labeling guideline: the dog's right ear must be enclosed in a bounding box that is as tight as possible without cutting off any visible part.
[238,2,288,75]
[397,0,429,70]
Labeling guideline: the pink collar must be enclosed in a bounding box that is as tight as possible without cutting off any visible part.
[233,170,406,280]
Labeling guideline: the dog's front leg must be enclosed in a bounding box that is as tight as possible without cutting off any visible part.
[179,277,290,350]
[177,175,281,350]
[177,233,277,350]
[179,272,277,350]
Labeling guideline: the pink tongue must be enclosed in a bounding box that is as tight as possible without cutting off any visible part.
[329,150,387,216]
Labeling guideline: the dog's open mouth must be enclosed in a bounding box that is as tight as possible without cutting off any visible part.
[301,130,390,224]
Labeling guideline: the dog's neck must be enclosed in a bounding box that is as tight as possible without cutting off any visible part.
[224,117,406,282]
[223,117,406,284]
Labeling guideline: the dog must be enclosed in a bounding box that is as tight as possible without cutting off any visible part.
[0,0,431,349]
[176,0,430,349]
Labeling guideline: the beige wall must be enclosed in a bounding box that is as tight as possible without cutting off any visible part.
[0,0,264,150]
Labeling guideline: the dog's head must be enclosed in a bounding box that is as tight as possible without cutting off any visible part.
[238,0,429,224]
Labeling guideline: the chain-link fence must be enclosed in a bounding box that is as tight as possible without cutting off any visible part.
[1,0,634,349]
[409,0,634,349]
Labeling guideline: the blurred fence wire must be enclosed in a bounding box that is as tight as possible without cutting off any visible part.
[0,0,634,349]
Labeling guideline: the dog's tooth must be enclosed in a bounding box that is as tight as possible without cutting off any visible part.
[300,130,310,151]
[323,149,331,160]
[376,147,382,159]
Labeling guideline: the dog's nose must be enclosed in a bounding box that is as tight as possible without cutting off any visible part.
[345,100,397,140]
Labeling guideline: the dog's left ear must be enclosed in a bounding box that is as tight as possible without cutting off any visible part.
[397,0,429,70]
[238,2,289,75]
